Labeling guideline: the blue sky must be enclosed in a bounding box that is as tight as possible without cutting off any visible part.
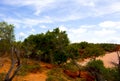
[0,0,120,43]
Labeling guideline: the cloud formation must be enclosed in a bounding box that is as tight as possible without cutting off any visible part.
[0,0,120,43]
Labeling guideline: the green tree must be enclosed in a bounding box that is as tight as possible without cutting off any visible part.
[23,28,70,64]
[0,21,15,55]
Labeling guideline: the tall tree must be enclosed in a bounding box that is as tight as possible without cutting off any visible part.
[0,21,15,55]
[0,21,21,81]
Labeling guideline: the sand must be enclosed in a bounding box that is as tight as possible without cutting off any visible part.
[78,52,119,68]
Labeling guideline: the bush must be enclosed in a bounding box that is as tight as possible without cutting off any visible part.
[100,43,117,52]
[18,63,41,76]
[86,60,120,81]
[47,68,67,81]
[104,68,120,81]
[63,62,80,72]
[83,45,105,59]
[86,59,106,71]
[86,60,106,81]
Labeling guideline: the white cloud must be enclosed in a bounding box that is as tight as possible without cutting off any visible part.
[19,32,26,37]
[27,28,36,35]
[17,32,27,41]
[40,25,47,29]
[94,29,116,37]
[99,21,120,29]
[65,20,120,43]
[2,16,53,29]
[31,28,35,32]
[75,0,96,7]
[69,28,87,34]
[59,25,68,31]
[93,1,120,16]
[2,0,120,22]
[2,0,56,16]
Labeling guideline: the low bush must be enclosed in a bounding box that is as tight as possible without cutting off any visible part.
[63,62,80,72]
[18,63,41,76]
[86,59,120,81]
[47,68,67,81]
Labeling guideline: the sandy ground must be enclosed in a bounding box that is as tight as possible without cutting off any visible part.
[78,52,119,68]
[0,58,48,81]
[0,52,119,81]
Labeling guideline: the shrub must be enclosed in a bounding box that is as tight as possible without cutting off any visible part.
[86,60,120,81]
[47,68,67,81]
[85,60,106,81]
[63,62,80,72]
[18,63,41,76]
[100,43,117,52]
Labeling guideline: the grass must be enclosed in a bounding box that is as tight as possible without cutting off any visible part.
[47,68,67,81]
[46,67,84,81]
[17,62,41,76]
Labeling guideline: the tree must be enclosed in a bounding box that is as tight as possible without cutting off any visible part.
[0,21,15,55]
[4,46,21,81]
[23,28,70,64]
[0,21,21,81]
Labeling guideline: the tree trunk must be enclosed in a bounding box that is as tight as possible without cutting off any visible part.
[4,47,21,81]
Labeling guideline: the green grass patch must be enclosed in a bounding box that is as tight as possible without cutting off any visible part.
[17,63,41,76]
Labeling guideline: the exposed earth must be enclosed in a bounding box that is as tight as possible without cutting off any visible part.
[0,52,119,81]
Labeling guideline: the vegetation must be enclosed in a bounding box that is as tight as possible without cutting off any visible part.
[86,59,120,81]
[0,22,15,56]
[0,21,120,81]
[18,63,41,76]
[23,28,69,65]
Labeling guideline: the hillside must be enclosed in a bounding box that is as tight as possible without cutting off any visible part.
[0,52,119,81]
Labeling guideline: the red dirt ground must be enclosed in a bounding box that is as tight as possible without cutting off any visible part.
[0,52,119,81]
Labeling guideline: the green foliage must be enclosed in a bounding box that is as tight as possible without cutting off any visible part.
[78,43,105,59]
[18,63,41,76]
[54,51,67,65]
[47,68,67,81]
[99,43,117,52]
[86,60,105,72]
[103,68,120,81]
[66,44,80,59]
[83,45,105,58]
[86,60,120,81]
[63,62,80,72]
[0,21,15,55]
[86,60,107,81]
[79,41,89,49]
[23,28,70,64]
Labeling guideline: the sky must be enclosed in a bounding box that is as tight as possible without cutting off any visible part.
[0,0,120,43]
